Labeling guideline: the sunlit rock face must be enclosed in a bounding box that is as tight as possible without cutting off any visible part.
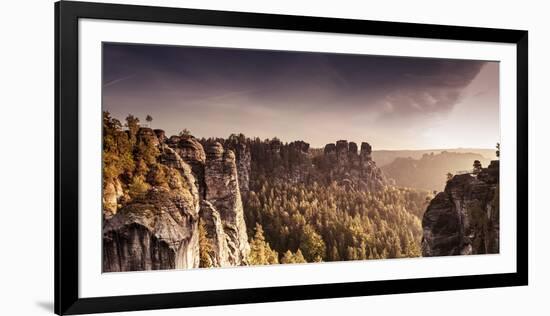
[103,185,200,272]
[174,137,207,197]
[422,160,499,256]
[103,144,201,272]
[199,200,231,267]
[102,177,123,220]
[102,135,252,271]
[204,142,250,265]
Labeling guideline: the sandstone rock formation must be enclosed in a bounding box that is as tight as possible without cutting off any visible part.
[199,200,231,267]
[422,160,499,256]
[225,140,252,196]
[360,142,372,161]
[136,127,159,148]
[103,133,251,271]
[174,137,206,197]
[103,177,200,271]
[348,142,358,156]
[320,140,386,191]
[204,142,250,265]
[324,143,336,155]
[270,139,282,156]
[153,129,166,144]
[102,177,123,219]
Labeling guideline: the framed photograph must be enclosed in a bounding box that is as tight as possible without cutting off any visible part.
[55,1,528,314]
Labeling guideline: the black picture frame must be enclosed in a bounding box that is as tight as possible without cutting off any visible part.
[55,1,528,315]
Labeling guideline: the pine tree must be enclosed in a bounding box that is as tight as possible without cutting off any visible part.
[281,250,292,264]
[293,249,307,263]
[300,225,326,262]
[249,223,279,265]
[198,219,214,268]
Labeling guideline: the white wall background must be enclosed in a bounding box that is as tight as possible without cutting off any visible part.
[0,0,546,315]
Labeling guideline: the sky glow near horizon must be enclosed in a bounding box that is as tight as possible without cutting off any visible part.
[102,43,499,150]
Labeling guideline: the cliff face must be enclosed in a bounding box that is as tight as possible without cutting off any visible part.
[102,129,250,271]
[225,140,252,196]
[204,142,250,265]
[421,160,499,256]
[103,187,200,271]
[199,200,231,267]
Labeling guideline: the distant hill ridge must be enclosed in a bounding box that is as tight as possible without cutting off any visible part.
[372,148,495,167]
[381,151,493,191]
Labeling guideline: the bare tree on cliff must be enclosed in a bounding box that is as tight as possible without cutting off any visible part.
[145,114,153,128]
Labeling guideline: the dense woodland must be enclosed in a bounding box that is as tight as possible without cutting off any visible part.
[244,180,428,264]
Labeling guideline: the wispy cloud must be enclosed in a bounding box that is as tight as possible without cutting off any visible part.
[103,74,136,88]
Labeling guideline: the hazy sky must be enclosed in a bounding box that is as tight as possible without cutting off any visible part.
[103,43,499,150]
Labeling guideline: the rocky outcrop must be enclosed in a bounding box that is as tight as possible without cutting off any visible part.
[225,141,252,196]
[289,140,310,153]
[348,142,358,156]
[103,171,201,271]
[324,143,336,155]
[136,127,159,148]
[320,140,386,191]
[336,140,349,166]
[422,160,499,256]
[174,137,206,197]
[270,139,282,156]
[199,200,230,267]
[102,177,123,219]
[204,142,250,265]
[154,129,166,144]
[360,142,372,161]
[103,131,252,271]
